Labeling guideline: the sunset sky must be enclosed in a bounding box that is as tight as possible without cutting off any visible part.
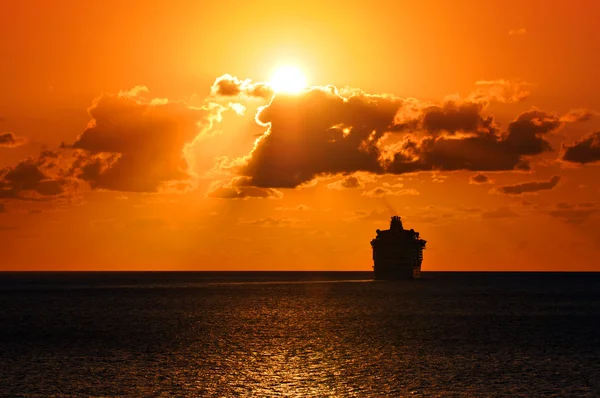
[2,0,600,271]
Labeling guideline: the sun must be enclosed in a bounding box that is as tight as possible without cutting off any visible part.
[269,65,307,94]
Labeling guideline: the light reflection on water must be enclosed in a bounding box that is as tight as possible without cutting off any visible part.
[1,272,599,396]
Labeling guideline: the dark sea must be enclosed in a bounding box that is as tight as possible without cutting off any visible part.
[1,272,599,397]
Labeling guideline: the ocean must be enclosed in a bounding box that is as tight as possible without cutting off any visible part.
[0,272,599,397]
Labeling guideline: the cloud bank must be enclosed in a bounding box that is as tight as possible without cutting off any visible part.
[225,86,562,189]
[0,132,26,148]
[561,131,600,164]
[469,173,491,184]
[496,176,560,195]
[71,88,224,192]
[2,75,598,201]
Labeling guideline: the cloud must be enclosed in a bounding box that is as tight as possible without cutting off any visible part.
[234,86,402,188]
[393,100,495,136]
[509,28,527,36]
[327,175,365,189]
[496,175,560,195]
[503,108,560,155]
[118,85,149,98]
[0,132,26,148]
[548,203,600,224]
[226,82,562,188]
[239,217,301,227]
[549,209,597,224]
[555,202,573,209]
[382,179,405,188]
[387,134,527,174]
[0,151,74,200]
[468,80,531,104]
[362,186,420,197]
[481,206,520,219]
[71,88,224,192]
[469,173,491,184]
[560,109,597,123]
[2,86,234,198]
[231,86,408,188]
[561,131,600,164]
[207,176,282,199]
[0,78,575,203]
[211,74,274,99]
[387,107,559,174]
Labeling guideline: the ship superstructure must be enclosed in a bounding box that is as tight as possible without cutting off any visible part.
[370,216,426,279]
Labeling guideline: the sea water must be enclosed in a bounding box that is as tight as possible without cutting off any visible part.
[0,272,599,396]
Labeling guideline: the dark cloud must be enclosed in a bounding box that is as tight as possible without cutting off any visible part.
[388,108,559,175]
[71,90,223,192]
[0,132,26,148]
[1,79,577,203]
[2,87,226,197]
[227,84,561,188]
[503,109,560,155]
[496,175,560,195]
[393,100,495,136]
[560,109,596,123]
[211,74,274,99]
[561,131,600,164]
[386,133,530,174]
[207,176,282,199]
[327,175,364,189]
[238,86,400,187]
[388,108,559,173]
[0,151,72,200]
[469,173,490,184]
[421,102,491,135]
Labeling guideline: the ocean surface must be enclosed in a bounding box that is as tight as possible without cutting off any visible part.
[0,272,599,397]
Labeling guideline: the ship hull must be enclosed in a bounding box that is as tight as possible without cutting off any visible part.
[370,216,426,280]
[373,258,422,280]
[372,240,424,280]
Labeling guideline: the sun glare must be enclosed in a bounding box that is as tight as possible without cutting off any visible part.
[269,65,307,94]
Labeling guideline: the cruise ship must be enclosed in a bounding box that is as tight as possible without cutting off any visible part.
[370,216,426,279]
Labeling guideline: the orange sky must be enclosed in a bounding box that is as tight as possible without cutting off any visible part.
[1,0,600,271]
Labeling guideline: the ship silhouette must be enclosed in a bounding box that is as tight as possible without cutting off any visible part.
[370,216,427,279]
